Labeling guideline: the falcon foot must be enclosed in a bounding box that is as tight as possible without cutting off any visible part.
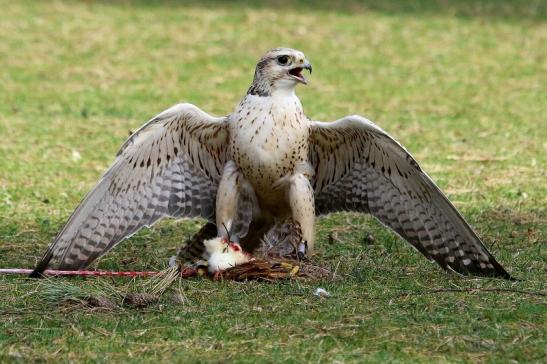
[297,241,309,261]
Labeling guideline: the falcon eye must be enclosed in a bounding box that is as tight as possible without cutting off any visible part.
[277,55,289,65]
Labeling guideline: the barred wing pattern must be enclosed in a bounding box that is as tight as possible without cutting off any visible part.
[310,116,511,279]
[31,104,228,275]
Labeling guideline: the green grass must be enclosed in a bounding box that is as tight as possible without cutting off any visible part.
[1,0,545,362]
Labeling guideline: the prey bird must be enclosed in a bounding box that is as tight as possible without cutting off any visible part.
[31,48,512,279]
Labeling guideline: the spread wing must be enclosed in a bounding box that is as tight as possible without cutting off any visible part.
[31,103,228,275]
[309,115,512,279]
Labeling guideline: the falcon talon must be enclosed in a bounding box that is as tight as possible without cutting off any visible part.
[30,47,513,281]
[297,241,308,261]
[297,252,307,261]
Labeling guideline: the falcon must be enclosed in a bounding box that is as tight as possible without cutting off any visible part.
[30,48,512,279]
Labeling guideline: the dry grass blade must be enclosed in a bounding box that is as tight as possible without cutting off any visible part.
[36,277,122,309]
[33,267,182,310]
[137,266,180,296]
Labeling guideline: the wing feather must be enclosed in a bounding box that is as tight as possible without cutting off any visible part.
[31,103,228,275]
[310,116,512,279]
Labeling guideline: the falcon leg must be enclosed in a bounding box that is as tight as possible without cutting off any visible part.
[288,173,315,255]
[216,160,256,242]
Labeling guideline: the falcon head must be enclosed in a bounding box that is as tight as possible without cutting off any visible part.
[249,48,312,96]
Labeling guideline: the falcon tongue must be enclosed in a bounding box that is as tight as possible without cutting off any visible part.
[289,67,306,84]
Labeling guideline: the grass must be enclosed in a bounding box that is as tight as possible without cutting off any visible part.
[0,0,545,362]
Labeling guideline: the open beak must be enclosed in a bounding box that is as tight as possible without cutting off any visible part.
[288,61,312,84]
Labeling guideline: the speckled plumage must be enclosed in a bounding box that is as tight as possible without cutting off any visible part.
[31,48,512,279]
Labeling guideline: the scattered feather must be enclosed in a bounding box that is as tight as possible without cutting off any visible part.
[71,149,81,162]
[314,287,331,298]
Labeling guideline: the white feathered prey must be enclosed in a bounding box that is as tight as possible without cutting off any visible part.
[203,237,253,273]
[31,48,512,279]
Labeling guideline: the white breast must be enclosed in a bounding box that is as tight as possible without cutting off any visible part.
[229,94,310,190]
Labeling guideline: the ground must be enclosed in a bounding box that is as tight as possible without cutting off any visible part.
[0,1,545,363]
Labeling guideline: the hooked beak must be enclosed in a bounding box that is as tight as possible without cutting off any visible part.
[288,60,312,85]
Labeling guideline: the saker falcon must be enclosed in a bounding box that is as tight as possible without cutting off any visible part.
[31,48,512,279]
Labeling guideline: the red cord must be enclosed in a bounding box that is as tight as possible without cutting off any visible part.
[0,268,159,277]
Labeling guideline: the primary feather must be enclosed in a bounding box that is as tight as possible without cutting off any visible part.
[311,116,511,278]
[31,104,227,275]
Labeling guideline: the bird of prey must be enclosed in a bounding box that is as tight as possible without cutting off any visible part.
[31,48,512,279]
